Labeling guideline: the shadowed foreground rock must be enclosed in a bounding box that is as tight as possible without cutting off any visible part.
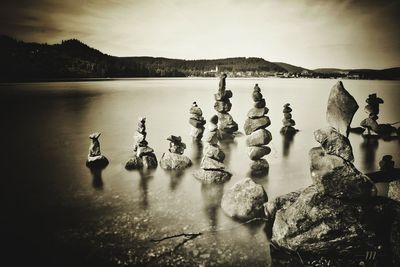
[221,178,267,220]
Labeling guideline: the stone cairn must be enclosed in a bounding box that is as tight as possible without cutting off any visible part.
[214,74,238,138]
[160,135,192,170]
[125,117,158,170]
[189,102,206,140]
[360,93,383,135]
[280,103,297,135]
[86,132,109,168]
[244,84,272,174]
[193,115,232,183]
[263,82,397,262]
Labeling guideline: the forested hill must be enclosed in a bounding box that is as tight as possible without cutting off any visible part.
[1,36,399,81]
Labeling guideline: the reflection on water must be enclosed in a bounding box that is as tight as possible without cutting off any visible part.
[360,137,379,172]
[167,169,185,191]
[138,169,154,209]
[89,167,104,190]
[281,132,296,158]
[201,183,225,229]
[191,140,203,166]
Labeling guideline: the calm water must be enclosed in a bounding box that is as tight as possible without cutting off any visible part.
[1,78,399,266]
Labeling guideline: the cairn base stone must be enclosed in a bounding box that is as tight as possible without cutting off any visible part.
[86,155,109,168]
[125,155,143,170]
[221,178,268,220]
[143,154,158,169]
[160,152,192,170]
[193,169,232,184]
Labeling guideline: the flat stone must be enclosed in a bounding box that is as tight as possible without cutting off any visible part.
[326,81,359,137]
[193,169,232,184]
[247,107,269,118]
[314,126,354,162]
[160,151,192,170]
[283,107,292,113]
[247,146,271,160]
[280,126,297,135]
[309,147,376,199]
[388,180,400,202]
[204,144,225,162]
[200,156,225,170]
[254,98,266,108]
[221,178,268,220]
[137,146,154,157]
[246,129,272,146]
[244,116,271,135]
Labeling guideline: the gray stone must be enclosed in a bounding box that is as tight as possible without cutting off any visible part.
[221,178,268,220]
[189,117,206,128]
[326,81,359,137]
[388,180,400,202]
[246,129,272,146]
[247,107,269,118]
[190,105,203,116]
[214,100,232,113]
[86,155,109,168]
[218,113,238,133]
[204,144,225,162]
[190,126,204,139]
[309,147,376,199]
[271,185,376,253]
[244,116,271,135]
[314,126,354,162]
[193,169,232,184]
[200,156,225,170]
[204,130,219,145]
[283,112,292,119]
[125,155,143,170]
[247,146,271,160]
[160,151,192,170]
[254,98,266,108]
[282,119,295,127]
[252,91,263,102]
[264,189,302,222]
[214,90,233,101]
[250,159,269,173]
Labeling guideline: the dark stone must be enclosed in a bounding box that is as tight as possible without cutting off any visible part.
[365,93,384,115]
[264,189,302,222]
[86,155,109,168]
[283,112,292,119]
[247,107,269,118]
[218,73,227,93]
[360,118,379,133]
[160,151,192,170]
[326,81,359,137]
[189,118,206,128]
[244,116,271,135]
[252,91,263,102]
[190,103,203,116]
[379,155,395,171]
[254,98,266,108]
[250,159,269,173]
[125,155,143,170]
[309,147,376,199]
[137,146,155,157]
[221,178,268,220]
[282,118,295,127]
[280,126,297,135]
[314,126,354,162]
[283,107,292,113]
[169,142,186,155]
[210,115,219,125]
[214,99,232,113]
[193,169,232,184]
[214,90,233,101]
[143,154,158,169]
[167,135,182,143]
[246,129,272,146]
[247,146,271,160]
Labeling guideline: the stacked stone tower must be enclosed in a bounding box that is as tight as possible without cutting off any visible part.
[360,93,383,135]
[214,74,238,137]
[160,135,192,170]
[244,84,272,174]
[280,103,297,135]
[189,102,206,140]
[125,117,158,170]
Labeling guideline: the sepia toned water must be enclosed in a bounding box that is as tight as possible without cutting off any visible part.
[1,78,399,266]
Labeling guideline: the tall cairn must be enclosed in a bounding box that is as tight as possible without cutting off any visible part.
[360,93,383,135]
[193,115,232,183]
[280,103,297,135]
[214,74,238,138]
[244,84,272,175]
[189,102,206,140]
[125,117,158,170]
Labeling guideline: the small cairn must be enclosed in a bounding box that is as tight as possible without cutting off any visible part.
[189,102,206,140]
[244,84,272,174]
[193,115,232,183]
[160,135,192,170]
[360,93,383,135]
[86,132,109,168]
[280,103,298,135]
[125,117,158,170]
[214,74,238,137]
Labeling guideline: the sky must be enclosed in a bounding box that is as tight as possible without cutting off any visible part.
[1,0,399,69]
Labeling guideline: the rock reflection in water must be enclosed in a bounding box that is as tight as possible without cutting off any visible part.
[138,169,154,209]
[201,183,224,229]
[89,167,104,190]
[281,131,296,158]
[191,140,203,166]
[167,170,185,191]
[219,137,237,168]
[360,136,379,172]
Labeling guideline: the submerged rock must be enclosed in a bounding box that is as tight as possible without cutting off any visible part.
[326,81,359,137]
[221,178,268,220]
[193,169,232,184]
[314,126,354,162]
[160,151,192,170]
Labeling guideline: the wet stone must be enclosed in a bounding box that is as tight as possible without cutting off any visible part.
[247,146,271,160]
[246,129,272,146]
[193,169,232,184]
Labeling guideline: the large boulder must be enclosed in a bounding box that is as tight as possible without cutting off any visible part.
[160,151,192,170]
[264,190,302,222]
[246,129,272,146]
[193,169,232,184]
[326,81,359,137]
[314,126,354,162]
[221,178,268,220]
[309,147,376,199]
[388,180,400,202]
[244,116,271,135]
[271,185,376,253]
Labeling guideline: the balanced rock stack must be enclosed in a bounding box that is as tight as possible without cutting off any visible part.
[189,102,206,140]
[214,74,238,137]
[125,117,158,170]
[160,135,192,170]
[360,93,383,135]
[244,84,272,174]
[86,132,109,168]
[193,115,232,183]
[265,81,387,255]
[280,103,297,135]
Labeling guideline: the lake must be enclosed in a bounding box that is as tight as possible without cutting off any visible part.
[1,78,399,266]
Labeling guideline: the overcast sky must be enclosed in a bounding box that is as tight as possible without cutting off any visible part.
[1,0,399,69]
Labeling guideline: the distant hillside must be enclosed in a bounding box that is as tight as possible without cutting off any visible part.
[313,68,349,74]
[0,36,399,81]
